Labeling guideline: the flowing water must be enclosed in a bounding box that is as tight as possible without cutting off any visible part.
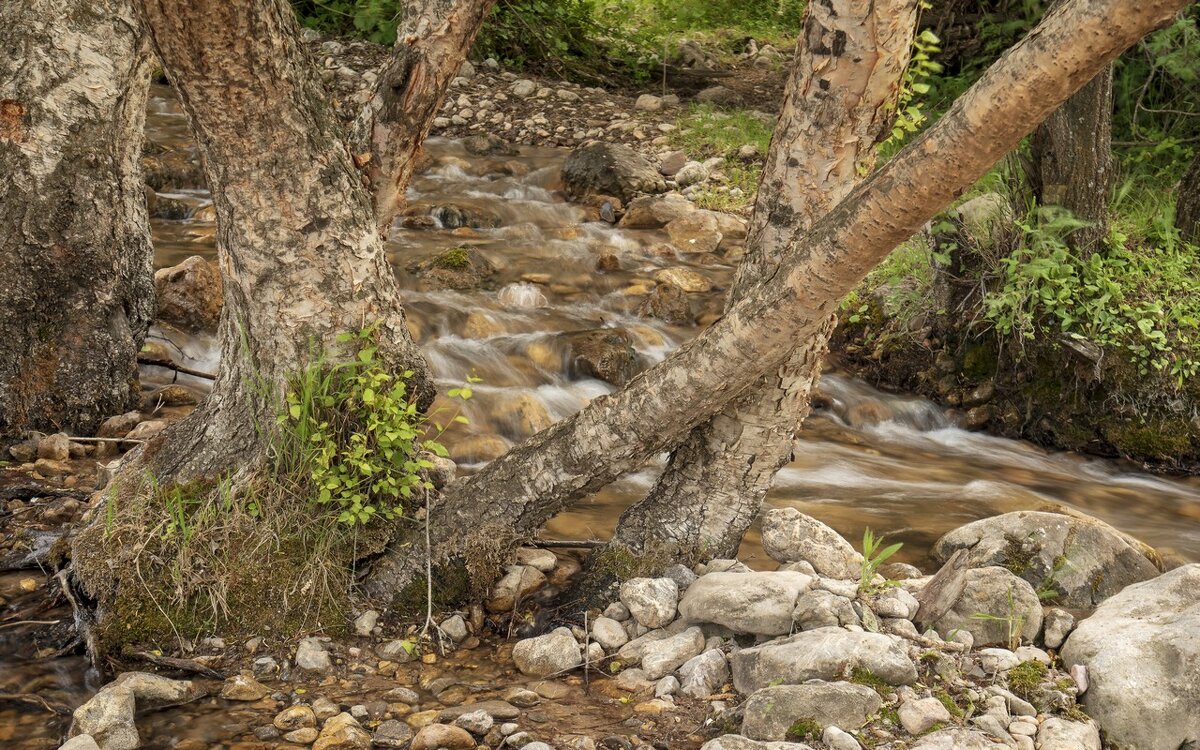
[3,86,1199,746]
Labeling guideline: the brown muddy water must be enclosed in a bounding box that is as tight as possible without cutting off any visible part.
[2,86,1198,746]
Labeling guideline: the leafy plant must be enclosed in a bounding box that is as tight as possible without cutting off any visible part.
[859,528,903,594]
[278,324,474,526]
[970,586,1027,650]
[880,28,943,151]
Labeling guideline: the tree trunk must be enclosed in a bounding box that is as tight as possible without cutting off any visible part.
[107,0,434,486]
[0,0,154,440]
[582,0,919,591]
[1177,150,1200,244]
[1030,48,1114,252]
[357,0,499,233]
[363,0,1187,607]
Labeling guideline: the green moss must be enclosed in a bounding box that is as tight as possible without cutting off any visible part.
[923,722,947,735]
[878,706,901,726]
[999,535,1037,577]
[961,342,998,379]
[1007,659,1048,701]
[934,689,965,719]
[433,247,472,270]
[1104,420,1192,460]
[849,667,892,693]
[784,718,822,743]
[388,559,473,619]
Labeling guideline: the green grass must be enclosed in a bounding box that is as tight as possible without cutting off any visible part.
[668,104,774,210]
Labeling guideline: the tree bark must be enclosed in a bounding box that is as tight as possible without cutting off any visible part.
[0,0,154,440]
[99,0,432,483]
[357,0,499,233]
[363,0,1188,606]
[583,0,919,590]
[1177,150,1200,244]
[1030,48,1114,252]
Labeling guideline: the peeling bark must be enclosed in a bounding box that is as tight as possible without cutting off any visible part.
[356,0,499,233]
[583,0,919,589]
[113,0,432,482]
[1031,39,1114,252]
[0,0,153,439]
[364,0,1188,605]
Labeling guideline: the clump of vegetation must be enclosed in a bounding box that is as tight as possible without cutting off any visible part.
[432,247,472,271]
[784,718,822,743]
[858,527,903,594]
[850,667,893,693]
[668,104,775,211]
[1007,659,1049,701]
[934,688,966,719]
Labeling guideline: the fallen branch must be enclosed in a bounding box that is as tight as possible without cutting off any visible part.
[530,539,603,549]
[136,356,215,380]
[0,692,71,715]
[133,651,227,679]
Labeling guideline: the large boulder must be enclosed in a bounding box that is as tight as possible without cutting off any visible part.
[930,566,1043,647]
[932,510,1160,608]
[1061,564,1200,750]
[562,143,665,203]
[640,626,705,679]
[760,508,864,580]
[71,673,204,750]
[731,627,916,693]
[620,577,679,628]
[154,255,223,332]
[512,627,581,677]
[742,682,882,740]
[679,571,814,635]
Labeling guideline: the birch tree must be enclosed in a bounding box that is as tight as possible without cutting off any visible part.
[0,0,154,439]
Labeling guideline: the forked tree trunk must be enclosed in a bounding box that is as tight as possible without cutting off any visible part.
[363,0,1187,606]
[92,0,432,484]
[358,0,499,232]
[1177,151,1200,244]
[0,0,154,440]
[1030,56,1114,252]
[582,0,919,590]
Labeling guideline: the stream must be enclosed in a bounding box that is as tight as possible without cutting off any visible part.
[2,85,1198,747]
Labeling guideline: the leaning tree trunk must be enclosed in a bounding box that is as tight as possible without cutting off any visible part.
[1177,150,1200,244]
[1030,39,1114,253]
[580,0,919,591]
[0,0,154,440]
[357,0,499,232]
[363,0,1187,608]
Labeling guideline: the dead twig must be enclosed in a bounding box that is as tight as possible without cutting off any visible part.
[132,651,227,679]
[0,692,71,715]
[137,356,215,380]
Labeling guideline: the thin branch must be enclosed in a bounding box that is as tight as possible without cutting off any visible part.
[137,356,216,380]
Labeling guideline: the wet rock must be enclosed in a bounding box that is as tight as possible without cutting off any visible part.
[295,637,333,673]
[899,696,952,735]
[932,510,1161,608]
[97,411,142,439]
[620,577,678,628]
[743,682,882,740]
[638,282,694,325]
[665,211,722,254]
[274,705,317,731]
[619,193,695,229]
[1041,608,1075,649]
[931,566,1042,646]
[314,712,371,750]
[453,709,494,736]
[640,626,704,679]
[463,133,517,156]
[562,143,665,203]
[377,639,417,662]
[654,267,712,293]
[1036,718,1100,750]
[792,589,859,630]
[1061,564,1200,750]
[449,433,511,464]
[34,457,71,478]
[220,672,269,701]
[72,673,204,750]
[513,627,582,677]
[731,627,917,693]
[493,393,554,437]
[154,255,223,332]
[410,247,496,291]
[678,648,728,698]
[284,728,319,743]
[438,700,521,722]
[591,616,630,651]
[487,564,547,612]
[146,384,196,407]
[565,328,644,386]
[37,432,70,461]
[760,508,864,579]
[412,723,477,750]
[679,571,814,636]
[372,720,414,749]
